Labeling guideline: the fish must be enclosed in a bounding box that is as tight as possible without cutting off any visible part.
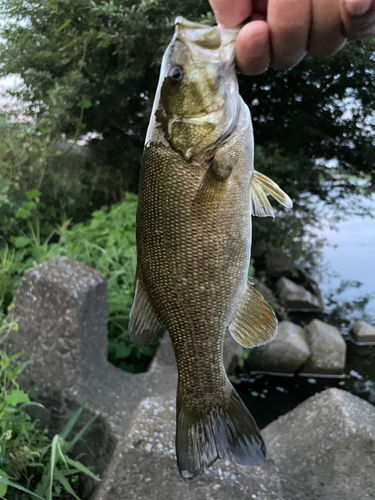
[129,17,293,481]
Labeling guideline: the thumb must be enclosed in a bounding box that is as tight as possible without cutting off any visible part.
[209,0,252,28]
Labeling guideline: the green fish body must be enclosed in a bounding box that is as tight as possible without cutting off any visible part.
[129,17,292,481]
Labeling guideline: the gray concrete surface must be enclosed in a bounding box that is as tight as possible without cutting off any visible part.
[248,321,310,373]
[300,319,346,375]
[263,388,375,500]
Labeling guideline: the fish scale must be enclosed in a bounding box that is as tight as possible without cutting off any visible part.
[129,17,292,480]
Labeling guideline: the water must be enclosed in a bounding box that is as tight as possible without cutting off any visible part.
[318,192,375,322]
[236,344,375,429]
[237,193,375,427]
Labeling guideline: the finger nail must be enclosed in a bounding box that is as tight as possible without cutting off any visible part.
[345,0,372,16]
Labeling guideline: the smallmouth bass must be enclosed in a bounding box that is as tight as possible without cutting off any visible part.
[129,17,292,481]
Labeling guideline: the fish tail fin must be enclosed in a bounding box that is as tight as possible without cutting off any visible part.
[176,384,266,481]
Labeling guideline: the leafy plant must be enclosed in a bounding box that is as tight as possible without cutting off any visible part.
[55,194,158,372]
[0,329,100,500]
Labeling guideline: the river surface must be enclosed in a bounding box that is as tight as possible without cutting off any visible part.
[317,192,375,323]
[238,192,375,427]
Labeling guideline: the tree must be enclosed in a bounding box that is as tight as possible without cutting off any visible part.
[1,0,374,264]
[0,0,212,197]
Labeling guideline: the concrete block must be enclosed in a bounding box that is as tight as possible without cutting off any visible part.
[275,277,321,312]
[299,319,346,375]
[248,321,310,373]
[349,320,375,345]
[263,388,375,500]
[93,395,283,500]
[4,257,108,398]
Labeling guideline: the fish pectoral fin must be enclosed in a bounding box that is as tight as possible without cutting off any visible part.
[228,279,278,348]
[193,158,229,206]
[128,271,165,346]
[250,170,293,217]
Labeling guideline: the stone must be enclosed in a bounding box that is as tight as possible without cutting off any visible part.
[254,281,275,304]
[247,321,310,373]
[275,277,321,311]
[299,319,346,375]
[4,256,108,398]
[266,253,324,310]
[93,395,283,500]
[265,252,297,278]
[4,257,178,441]
[349,320,375,345]
[263,388,375,500]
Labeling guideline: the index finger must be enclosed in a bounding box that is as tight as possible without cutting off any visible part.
[341,0,375,37]
[209,0,252,28]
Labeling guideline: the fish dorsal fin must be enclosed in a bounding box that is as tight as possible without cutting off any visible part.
[228,279,278,348]
[128,269,165,346]
[250,170,293,217]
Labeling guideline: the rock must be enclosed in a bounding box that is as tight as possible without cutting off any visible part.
[299,319,346,375]
[4,256,108,398]
[275,277,322,311]
[349,320,375,345]
[93,395,283,500]
[265,252,297,278]
[263,388,375,500]
[254,281,276,304]
[247,321,310,373]
[266,253,324,310]
[4,256,178,440]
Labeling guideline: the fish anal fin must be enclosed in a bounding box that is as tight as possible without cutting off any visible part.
[250,170,293,218]
[128,270,165,346]
[176,383,266,481]
[229,279,278,348]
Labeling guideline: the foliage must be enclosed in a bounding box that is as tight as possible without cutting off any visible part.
[0,193,156,372]
[0,0,213,198]
[1,0,374,269]
[1,0,374,204]
[0,189,59,318]
[55,194,157,372]
[242,37,375,197]
[0,0,374,376]
[0,324,100,500]
[0,113,112,240]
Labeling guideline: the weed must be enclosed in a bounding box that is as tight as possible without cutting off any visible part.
[0,328,100,499]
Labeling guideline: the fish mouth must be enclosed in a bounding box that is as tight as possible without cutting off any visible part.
[175,16,239,50]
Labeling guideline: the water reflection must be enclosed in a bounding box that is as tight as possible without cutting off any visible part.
[235,344,375,429]
[318,192,375,320]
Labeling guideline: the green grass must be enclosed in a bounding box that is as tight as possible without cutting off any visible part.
[0,191,158,373]
[0,321,100,500]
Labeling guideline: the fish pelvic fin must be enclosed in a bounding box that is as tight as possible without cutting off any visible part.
[128,268,165,345]
[250,170,293,217]
[176,383,266,481]
[228,278,278,348]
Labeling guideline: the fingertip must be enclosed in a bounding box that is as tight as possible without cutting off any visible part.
[209,0,251,28]
[236,21,271,75]
[341,0,375,37]
[344,0,372,16]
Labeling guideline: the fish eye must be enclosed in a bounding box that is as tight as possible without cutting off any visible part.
[168,64,184,84]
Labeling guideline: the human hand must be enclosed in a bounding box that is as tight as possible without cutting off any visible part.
[209,0,375,74]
